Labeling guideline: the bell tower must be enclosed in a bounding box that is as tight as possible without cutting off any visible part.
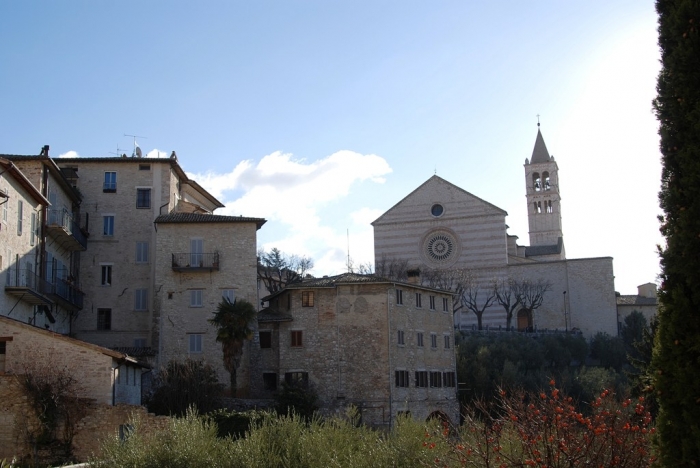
[524,124,564,255]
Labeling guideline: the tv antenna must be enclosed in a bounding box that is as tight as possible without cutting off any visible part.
[124,134,147,158]
[108,145,129,157]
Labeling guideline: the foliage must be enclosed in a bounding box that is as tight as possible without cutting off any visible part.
[257,247,314,293]
[588,332,627,372]
[17,364,87,465]
[455,332,590,406]
[652,0,700,464]
[208,409,269,440]
[620,311,648,356]
[274,381,319,421]
[430,383,655,467]
[145,359,224,416]
[208,297,257,393]
[627,316,659,418]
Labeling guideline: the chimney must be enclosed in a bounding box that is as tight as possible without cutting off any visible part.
[40,145,49,157]
[406,268,421,285]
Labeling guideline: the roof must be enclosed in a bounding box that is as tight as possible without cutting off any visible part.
[530,129,552,164]
[0,157,50,206]
[1,152,82,203]
[267,272,455,303]
[111,346,157,358]
[155,212,266,229]
[372,174,507,225]
[0,315,147,367]
[616,295,658,306]
[525,237,564,257]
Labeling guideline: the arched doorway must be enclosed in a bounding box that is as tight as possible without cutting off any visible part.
[517,309,532,332]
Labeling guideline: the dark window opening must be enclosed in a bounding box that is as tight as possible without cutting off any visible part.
[136,188,151,209]
[259,331,272,349]
[395,370,410,387]
[97,308,111,331]
[285,372,308,388]
[415,371,428,388]
[291,330,303,347]
[263,372,278,391]
[430,371,442,388]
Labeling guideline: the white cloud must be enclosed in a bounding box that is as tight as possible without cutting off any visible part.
[58,150,80,158]
[189,150,391,276]
[146,149,168,158]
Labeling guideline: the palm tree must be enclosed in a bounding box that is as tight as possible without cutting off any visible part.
[208,297,257,395]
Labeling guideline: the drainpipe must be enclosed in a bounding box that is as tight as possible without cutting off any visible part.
[387,286,393,427]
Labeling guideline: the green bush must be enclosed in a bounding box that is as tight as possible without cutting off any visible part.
[208,409,268,439]
[145,359,224,416]
[274,382,319,420]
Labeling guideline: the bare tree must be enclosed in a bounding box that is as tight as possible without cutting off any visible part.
[519,279,552,327]
[422,267,471,316]
[373,255,410,282]
[461,279,497,330]
[494,278,525,330]
[257,247,314,294]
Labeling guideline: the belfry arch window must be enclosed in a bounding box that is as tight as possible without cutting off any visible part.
[534,201,542,214]
[543,172,551,191]
[546,200,553,213]
[532,173,541,191]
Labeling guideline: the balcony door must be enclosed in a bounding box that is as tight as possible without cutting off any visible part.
[190,239,203,267]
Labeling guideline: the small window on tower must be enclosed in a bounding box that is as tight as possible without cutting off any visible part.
[543,171,551,190]
[546,200,553,213]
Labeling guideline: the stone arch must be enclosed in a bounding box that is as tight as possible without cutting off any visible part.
[543,171,551,190]
[532,172,541,191]
[517,309,532,331]
[426,410,452,428]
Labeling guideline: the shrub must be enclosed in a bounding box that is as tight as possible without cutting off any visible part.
[145,359,224,416]
[208,409,268,439]
[274,381,318,420]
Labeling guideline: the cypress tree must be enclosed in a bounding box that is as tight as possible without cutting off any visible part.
[652,0,700,465]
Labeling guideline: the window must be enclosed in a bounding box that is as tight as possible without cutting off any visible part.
[17,200,22,235]
[259,331,272,349]
[430,371,443,388]
[431,333,438,349]
[430,204,444,217]
[139,164,150,171]
[101,265,112,286]
[546,200,553,213]
[188,334,203,353]
[263,373,277,391]
[284,372,308,388]
[134,289,148,311]
[444,335,451,349]
[104,172,117,192]
[136,188,151,209]
[190,238,203,266]
[429,295,435,310]
[416,332,424,347]
[415,371,428,388]
[443,372,456,388]
[396,289,403,305]
[291,330,303,347]
[302,291,314,307]
[415,293,422,308]
[136,242,149,263]
[397,330,405,345]
[395,370,410,388]
[442,297,449,312]
[0,340,7,373]
[1,193,6,222]
[30,212,36,246]
[134,338,147,348]
[97,308,111,331]
[103,215,114,236]
[222,289,235,303]
[190,290,203,307]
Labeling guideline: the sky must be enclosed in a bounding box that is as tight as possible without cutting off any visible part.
[0,1,663,294]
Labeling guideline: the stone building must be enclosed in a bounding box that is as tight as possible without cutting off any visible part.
[616,282,658,331]
[1,152,85,334]
[373,128,618,337]
[257,273,459,427]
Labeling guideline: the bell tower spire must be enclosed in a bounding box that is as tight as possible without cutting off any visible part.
[524,122,565,259]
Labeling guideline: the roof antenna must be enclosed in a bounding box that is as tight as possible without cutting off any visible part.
[124,134,147,158]
[109,145,128,157]
[537,114,541,128]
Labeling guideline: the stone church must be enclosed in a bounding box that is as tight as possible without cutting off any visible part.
[372,127,618,337]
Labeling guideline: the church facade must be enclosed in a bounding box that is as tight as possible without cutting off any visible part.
[372,128,618,337]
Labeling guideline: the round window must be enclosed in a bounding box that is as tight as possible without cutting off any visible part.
[430,204,444,217]
[421,229,460,266]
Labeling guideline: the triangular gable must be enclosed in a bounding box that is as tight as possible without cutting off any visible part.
[372,175,507,226]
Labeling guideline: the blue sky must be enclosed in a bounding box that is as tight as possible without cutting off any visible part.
[1,1,662,293]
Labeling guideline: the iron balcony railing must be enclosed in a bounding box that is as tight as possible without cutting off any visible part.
[5,268,84,310]
[47,208,88,249]
[171,252,220,271]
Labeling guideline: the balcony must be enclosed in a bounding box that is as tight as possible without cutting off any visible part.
[47,277,84,310]
[46,209,88,251]
[5,268,53,306]
[171,252,220,272]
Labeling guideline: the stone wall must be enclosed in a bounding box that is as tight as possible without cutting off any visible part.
[0,375,168,464]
